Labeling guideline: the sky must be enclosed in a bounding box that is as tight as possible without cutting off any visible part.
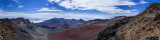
[0,0,160,23]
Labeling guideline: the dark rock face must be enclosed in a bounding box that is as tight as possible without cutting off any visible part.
[97,3,160,40]
[146,37,158,40]
[0,19,23,40]
[0,18,48,40]
[0,18,33,40]
[97,17,132,40]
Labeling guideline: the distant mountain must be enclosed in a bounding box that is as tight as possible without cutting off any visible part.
[34,18,87,34]
[35,18,110,28]
[35,18,86,28]
[97,3,160,40]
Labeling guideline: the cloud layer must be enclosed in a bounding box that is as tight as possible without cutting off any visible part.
[37,7,62,12]
[0,10,110,23]
[139,0,148,4]
[48,0,139,14]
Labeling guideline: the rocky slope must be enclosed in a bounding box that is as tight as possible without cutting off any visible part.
[0,18,23,40]
[97,3,160,40]
[0,18,47,40]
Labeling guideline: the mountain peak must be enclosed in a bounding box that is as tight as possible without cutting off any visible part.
[147,3,160,9]
[136,3,160,17]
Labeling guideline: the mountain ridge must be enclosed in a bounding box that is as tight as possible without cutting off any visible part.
[97,3,160,40]
[0,18,49,40]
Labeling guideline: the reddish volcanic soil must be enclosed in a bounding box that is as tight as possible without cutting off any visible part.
[48,23,107,40]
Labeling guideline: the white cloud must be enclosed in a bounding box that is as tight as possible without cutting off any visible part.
[18,6,23,8]
[48,0,137,14]
[37,7,62,12]
[48,0,61,3]
[0,10,3,13]
[46,4,49,5]
[51,3,54,4]
[139,0,148,4]
[11,0,20,3]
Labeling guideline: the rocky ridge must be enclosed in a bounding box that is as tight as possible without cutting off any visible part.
[97,3,160,40]
[0,18,48,40]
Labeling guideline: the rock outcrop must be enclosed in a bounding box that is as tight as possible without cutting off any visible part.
[97,3,160,40]
[0,18,34,40]
[0,18,48,40]
[0,18,23,40]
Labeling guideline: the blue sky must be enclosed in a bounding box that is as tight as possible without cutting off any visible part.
[0,0,160,23]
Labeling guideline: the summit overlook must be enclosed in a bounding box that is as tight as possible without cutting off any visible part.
[0,0,160,40]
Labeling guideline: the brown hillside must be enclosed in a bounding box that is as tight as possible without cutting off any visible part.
[48,23,107,40]
[97,3,160,40]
